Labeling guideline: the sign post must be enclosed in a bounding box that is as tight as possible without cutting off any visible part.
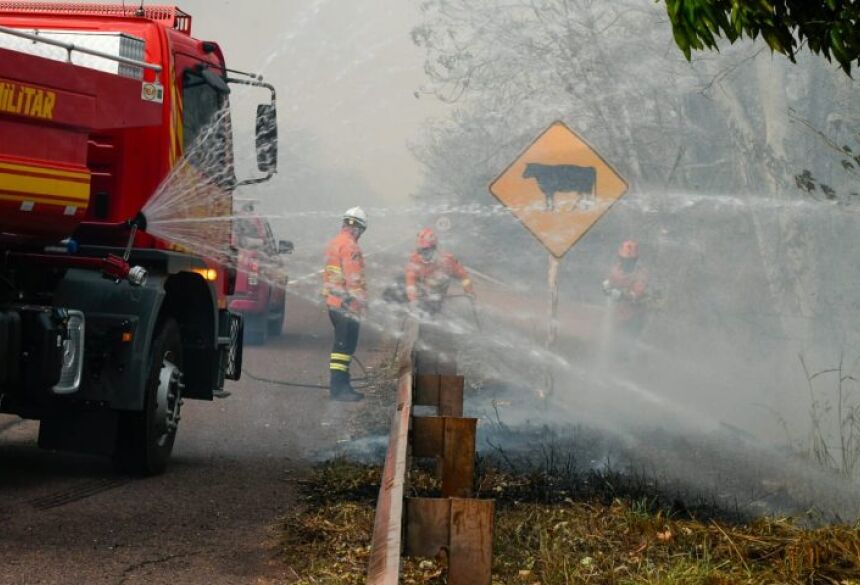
[546,254,560,349]
[489,121,628,396]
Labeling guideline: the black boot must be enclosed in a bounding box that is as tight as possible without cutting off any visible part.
[330,370,364,402]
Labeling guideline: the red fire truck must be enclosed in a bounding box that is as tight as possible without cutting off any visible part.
[0,3,277,474]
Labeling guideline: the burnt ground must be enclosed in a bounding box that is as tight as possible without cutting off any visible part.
[0,295,394,585]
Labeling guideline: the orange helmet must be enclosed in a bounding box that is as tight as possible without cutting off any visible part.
[417,228,438,250]
[618,240,639,259]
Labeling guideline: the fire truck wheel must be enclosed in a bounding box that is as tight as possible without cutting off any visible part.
[114,318,184,475]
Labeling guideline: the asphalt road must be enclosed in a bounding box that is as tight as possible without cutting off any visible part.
[0,295,392,585]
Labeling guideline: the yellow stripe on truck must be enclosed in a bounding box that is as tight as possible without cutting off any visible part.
[0,161,88,180]
[0,193,83,207]
[0,172,90,201]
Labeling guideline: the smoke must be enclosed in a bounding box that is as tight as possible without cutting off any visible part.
[125,0,860,521]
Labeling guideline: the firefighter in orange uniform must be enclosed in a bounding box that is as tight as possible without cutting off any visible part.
[602,240,648,352]
[322,207,368,402]
[405,228,474,315]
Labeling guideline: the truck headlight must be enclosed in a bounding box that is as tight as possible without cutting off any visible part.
[53,311,85,395]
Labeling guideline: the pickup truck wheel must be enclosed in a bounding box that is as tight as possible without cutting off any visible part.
[114,318,184,475]
[267,311,283,337]
[245,313,268,346]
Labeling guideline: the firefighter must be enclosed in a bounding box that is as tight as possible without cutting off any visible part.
[405,228,475,315]
[602,239,648,356]
[322,207,368,402]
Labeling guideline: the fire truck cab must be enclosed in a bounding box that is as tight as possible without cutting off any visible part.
[0,3,277,474]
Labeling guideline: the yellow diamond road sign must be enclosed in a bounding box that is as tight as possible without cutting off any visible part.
[489,121,628,258]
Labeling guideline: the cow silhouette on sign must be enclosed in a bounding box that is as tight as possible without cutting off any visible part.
[522,163,597,211]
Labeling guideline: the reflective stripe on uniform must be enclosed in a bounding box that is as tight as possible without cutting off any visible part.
[461,279,472,287]
[326,265,343,274]
[329,363,350,372]
[331,352,352,363]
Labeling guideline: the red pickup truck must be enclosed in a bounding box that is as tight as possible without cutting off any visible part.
[230,216,292,345]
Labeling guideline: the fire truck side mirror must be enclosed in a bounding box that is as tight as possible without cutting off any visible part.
[255,104,278,174]
[278,240,294,255]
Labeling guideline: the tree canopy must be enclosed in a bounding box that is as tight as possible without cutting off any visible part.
[663,0,860,74]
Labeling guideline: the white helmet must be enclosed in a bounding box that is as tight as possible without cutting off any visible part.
[343,206,368,230]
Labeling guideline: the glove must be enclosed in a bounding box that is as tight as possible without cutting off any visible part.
[348,299,367,318]
[602,279,611,294]
[609,288,622,301]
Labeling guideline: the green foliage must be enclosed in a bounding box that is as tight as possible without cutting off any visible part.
[663,0,860,74]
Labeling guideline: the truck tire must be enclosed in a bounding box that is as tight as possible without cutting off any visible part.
[245,312,268,346]
[267,311,283,337]
[114,318,184,476]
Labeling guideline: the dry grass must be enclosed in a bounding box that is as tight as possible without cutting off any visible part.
[279,460,860,584]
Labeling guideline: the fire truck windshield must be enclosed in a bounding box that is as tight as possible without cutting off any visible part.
[182,69,232,182]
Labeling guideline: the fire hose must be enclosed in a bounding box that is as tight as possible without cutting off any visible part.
[242,296,482,391]
[243,355,372,390]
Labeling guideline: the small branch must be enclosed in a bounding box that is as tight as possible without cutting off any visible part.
[712,521,751,575]
[787,109,860,179]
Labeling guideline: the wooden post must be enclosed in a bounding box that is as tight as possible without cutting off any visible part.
[412,416,477,498]
[415,374,465,417]
[449,499,494,584]
[438,376,464,417]
[543,254,561,398]
[405,497,495,585]
[547,253,560,348]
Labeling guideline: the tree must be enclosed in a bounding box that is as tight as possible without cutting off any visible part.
[411,0,860,355]
[663,0,860,74]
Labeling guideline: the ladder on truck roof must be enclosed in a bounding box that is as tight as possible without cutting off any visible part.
[0,25,162,74]
[0,2,191,34]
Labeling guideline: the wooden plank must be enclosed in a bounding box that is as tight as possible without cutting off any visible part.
[404,497,496,585]
[448,499,494,585]
[411,416,443,459]
[415,375,464,417]
[412,416,476,497]
[414,374,440,407]
[441,418,476,498]
[404,497,449,558]
[438,375,464,417]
